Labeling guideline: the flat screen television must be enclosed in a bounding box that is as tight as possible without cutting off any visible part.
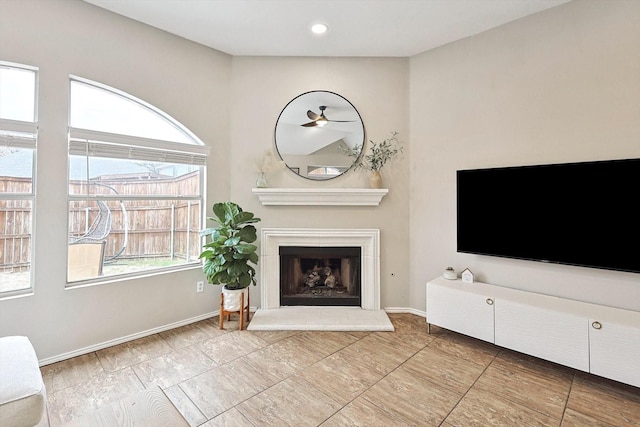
[457,158,640,274]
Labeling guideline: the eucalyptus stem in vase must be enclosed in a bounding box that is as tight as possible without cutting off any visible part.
[344,131,403,188]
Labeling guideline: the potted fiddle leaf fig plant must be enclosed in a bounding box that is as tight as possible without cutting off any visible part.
[199,202,261,312]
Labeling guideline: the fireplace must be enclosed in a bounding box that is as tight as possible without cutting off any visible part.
[260,228,380,310]
[280,246,361,306]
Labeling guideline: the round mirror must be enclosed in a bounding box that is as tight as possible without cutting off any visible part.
[275,91,364,180]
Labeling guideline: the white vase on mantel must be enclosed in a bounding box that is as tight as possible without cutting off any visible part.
[369,171,383,189]
[256,172,268,188]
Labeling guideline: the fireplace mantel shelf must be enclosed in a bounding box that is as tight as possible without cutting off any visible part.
[252,188,388,206]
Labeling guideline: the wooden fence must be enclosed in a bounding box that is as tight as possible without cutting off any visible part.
[2,172,202,272]
[0,199,31,272]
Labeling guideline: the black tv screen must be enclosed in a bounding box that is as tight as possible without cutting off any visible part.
[457,158,640,274]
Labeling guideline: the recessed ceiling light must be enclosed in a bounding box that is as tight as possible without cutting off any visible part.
[311,23,328,35]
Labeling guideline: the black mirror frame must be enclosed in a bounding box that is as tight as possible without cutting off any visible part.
[274,90,365,181]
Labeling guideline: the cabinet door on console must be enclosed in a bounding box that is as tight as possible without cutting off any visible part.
[495,299,589,371]
[427,282,495,342]
[589,319,640,388]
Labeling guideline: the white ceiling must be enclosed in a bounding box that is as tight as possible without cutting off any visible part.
[82,0,571,57]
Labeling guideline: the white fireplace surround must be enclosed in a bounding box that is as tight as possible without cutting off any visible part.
[260,228,380,310]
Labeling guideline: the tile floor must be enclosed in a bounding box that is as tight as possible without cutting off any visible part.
[38,313,640,426]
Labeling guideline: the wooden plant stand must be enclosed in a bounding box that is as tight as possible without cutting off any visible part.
[219,290,250,330]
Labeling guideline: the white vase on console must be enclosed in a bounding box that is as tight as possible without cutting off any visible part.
[443,267,457,280]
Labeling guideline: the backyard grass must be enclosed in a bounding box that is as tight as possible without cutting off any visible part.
[0,258,192,293]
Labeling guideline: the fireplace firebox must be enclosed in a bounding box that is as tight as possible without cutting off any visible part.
[279,246,361,306]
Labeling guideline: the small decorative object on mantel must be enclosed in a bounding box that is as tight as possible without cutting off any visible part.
[443,267,457,280]
[343,131,403,189]
[461,268,474,283]
[256,172,268,188]
[255,149,285,188]
[369,171,383,189]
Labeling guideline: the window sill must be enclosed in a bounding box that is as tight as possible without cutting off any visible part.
[65,263,202,289]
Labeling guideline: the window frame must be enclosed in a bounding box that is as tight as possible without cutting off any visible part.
[67,77,208,286]
[0,62,38,297]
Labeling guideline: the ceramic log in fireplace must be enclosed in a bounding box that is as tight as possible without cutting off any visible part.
[280,246,361,306]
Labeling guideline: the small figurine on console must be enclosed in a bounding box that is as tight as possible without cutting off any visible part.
[461,268,474,283]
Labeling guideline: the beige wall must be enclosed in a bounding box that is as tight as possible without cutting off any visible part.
[409,0,640,311]
[228,56,410,310]
[0,0,232,361]
[1,0,639,362]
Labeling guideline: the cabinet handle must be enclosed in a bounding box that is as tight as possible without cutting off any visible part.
[486,298,494,305]
[592,321,602,330]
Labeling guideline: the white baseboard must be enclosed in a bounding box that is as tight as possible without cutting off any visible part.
[38,306,424,366]
[385,307,426,318]
[39,311,219,366]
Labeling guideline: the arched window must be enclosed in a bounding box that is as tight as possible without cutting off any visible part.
[67,77,208,283]
[0,62,37,295]
[307,166,345,179]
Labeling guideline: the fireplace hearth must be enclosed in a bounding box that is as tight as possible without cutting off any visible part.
[252,228,392,331]
[280,246,361,306]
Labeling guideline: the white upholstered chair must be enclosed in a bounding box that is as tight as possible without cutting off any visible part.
[0,336,46,427]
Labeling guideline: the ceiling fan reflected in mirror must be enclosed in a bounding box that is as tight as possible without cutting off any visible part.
[302,105,355,127]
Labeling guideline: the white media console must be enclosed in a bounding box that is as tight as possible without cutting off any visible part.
[426,277,640,388]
